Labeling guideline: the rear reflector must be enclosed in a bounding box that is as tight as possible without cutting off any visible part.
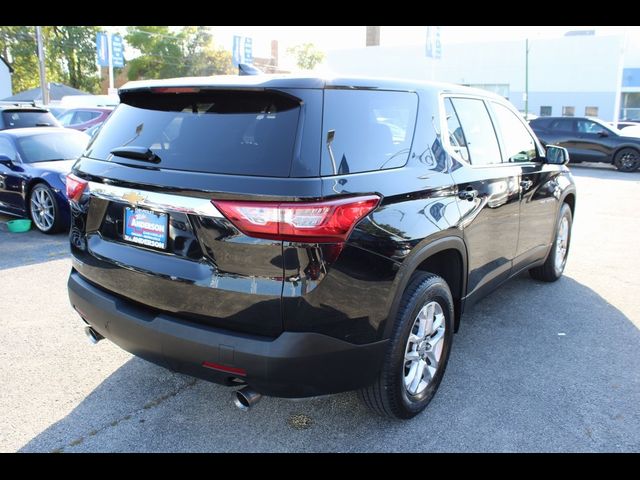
[212,195,380,243]
[202,361,247,377]
[66,173,88,202]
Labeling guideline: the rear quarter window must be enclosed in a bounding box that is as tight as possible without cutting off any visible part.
[321,89,418,175]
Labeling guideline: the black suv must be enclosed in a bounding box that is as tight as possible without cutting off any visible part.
[0,102,61,130]
[530,116,640,172]
[67,76,576,419]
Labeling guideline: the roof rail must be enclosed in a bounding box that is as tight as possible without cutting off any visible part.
[0,100,39,107]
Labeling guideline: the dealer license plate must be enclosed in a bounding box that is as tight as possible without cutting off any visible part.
[123,207,169,250]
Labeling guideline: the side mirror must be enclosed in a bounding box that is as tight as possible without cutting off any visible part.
[0,154,15,166]
[545,145,569,165]
[597,130,609,137]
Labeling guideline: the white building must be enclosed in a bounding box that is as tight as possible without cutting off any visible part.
[327,34,640,122]
[0,57,12,99]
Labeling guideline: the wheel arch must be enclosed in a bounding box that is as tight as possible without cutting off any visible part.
[384,236,468,337]
[612,144,640,162]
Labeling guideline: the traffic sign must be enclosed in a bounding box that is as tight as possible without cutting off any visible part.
[96,32,109,67]
[232,35,253,66]
[426,26,442,59]
[111,34,124,68]
[243,37,253,65]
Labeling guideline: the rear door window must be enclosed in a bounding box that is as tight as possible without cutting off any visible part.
[321,89,418,175]
[86,90,302,177]
[449,98,502,166]
[549,118,574,132]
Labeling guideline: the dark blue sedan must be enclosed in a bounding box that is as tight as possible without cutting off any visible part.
[0,127,90,233]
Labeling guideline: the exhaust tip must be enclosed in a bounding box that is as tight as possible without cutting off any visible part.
[234,387,262,411]
[84,326,103,345]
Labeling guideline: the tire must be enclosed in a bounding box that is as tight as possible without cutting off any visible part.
[29,183,63,234]
[529,203,572,282]
[359,272,454,419]
[613,147,640,172]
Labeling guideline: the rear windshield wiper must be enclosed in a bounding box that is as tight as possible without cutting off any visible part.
[35,122,51,126]
[109,146,161,164]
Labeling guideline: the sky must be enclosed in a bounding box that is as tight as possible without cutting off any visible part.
[211,26,634,57]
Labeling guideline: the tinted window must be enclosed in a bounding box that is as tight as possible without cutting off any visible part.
[1,110,58,129]
[16,131,89,163]
[0,137,16,159]
[576,119,608,134]
[73,110,101,124]
[87,90,301,177]
[0,137,18,161]
[549,118,574,131]
[530,118,552,129]
[58,111,75,126]
[540,106,552,116]
[450,98,501,166]
[444,98,469,162]
[321,89,418,175]
[491,102,538,163]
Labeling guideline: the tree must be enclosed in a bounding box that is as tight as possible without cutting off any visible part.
[49,26,101,93]
[0,26,101,95]
[287,43,325,70]
[125,26,234,81]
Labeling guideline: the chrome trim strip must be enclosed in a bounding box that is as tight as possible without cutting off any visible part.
[87,181,223,217]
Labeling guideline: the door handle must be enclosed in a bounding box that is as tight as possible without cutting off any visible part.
[458,188,478,201]
[520,179,534,191]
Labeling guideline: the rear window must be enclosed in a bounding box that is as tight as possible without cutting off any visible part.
[529,118,552,129]
[86,90,301,177]
[321,89,418,175]
[1,110,59,129]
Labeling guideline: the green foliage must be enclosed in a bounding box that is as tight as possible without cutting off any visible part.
[0,26,101,95]
[125,26,234,81]
[49,26,101,93]
[287,43,325,70]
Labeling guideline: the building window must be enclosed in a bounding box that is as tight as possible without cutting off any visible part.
[540,106,552,116]
[562,106,575,117]
[585,106,598,117]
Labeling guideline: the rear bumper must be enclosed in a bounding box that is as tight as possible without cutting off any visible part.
[68,271,388,398]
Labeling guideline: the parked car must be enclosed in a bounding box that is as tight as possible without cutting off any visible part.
[0,127,90,233]
[67,76,576,419]
[43,106,69,119]
[57,107,113,132]
[83,121,103,139]
[0,103,61,130]
[530,116,640,172]
[608,121,639,130]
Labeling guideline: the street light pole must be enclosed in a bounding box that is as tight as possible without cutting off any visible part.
[35,26,49,105]
[524,38,529,118]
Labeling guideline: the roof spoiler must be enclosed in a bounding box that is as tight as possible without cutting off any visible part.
[0,100,38,107]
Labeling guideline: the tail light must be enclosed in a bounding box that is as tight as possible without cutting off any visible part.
[66,173,88,202]
[213,195,380,243]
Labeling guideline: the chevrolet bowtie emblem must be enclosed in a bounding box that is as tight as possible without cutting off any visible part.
[122,191,146,205]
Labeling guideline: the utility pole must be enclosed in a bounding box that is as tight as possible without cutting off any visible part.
[35,26,49,105]
[524,38,529,119]
[107,30,114,93]
[612,32,627,128]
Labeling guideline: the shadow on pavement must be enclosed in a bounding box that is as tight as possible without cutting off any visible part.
[19,273,640,452]
[0,221,69,271]
[569,163,640,181]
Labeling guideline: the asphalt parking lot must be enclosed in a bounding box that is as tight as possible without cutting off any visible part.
[1,164,639,452]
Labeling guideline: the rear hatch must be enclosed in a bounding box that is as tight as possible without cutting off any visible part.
[70,86,323,337]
